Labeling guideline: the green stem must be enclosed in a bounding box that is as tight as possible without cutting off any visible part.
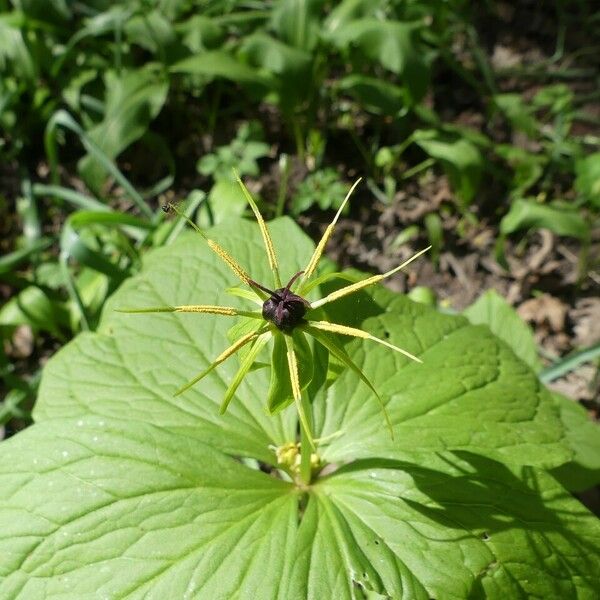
[539,341,600,383]
[60,253,90,331]
[401,157,435,180]
[299,391,313,485]
[394,132,416,159]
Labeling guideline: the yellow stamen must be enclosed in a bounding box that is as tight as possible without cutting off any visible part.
[308,320,422,363]
[206,239,253,285]
[301,178,362,284]
[215,331,262,363]
[234,169,281,287]
[165,202,256,288]
[284,335,315,450]
[117,305,260,317]
[225,287,264,306]
[310,246,431,309]
[174,330,260,396]
[174,305,253,316]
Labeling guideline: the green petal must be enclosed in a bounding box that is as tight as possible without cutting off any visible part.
[298,270,360,298]
[267,330,314,414]
[225,286,264,306]
[220,332,272,414]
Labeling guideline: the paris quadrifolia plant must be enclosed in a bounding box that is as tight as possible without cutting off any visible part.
[118,171,430,483]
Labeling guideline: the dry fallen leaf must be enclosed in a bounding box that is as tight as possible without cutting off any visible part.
[570,298,600,347]
[9,325,34,359]
[548,365,599,403]
[518,294,568,333]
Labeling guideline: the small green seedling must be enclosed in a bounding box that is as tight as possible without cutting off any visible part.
[118,173,430,449]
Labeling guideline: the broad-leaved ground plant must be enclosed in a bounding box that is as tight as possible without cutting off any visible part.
[0,179,598,598]
[119,176,429,463]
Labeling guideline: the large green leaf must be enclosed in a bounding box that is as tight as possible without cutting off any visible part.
[337,74,406,115]
[463,289,542,372]
[78,66,169,192]
[0,14,36,81]
[326,18,429,104]
[270,0,323,51]
[550,393,600,492]
[0,417,296,599]
[575,152,600,208]
[309,452,600,599]
[0,418,597,598]
[500,198,590,240]
[239,32,313,107]
[170,50,273,86]
[5,217,597,597]
[463,291,600,491]
[308,276,569,468]
[413,129,483,206]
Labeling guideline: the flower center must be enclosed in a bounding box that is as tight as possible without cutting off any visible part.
[262,289,308,332]
[251,271,309,332]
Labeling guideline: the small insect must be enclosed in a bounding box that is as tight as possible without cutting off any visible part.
[120,173,430,448]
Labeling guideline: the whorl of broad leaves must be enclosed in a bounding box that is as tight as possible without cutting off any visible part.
[0,218,598,599]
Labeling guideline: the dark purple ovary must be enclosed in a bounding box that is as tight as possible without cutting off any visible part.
[262,289,308,332]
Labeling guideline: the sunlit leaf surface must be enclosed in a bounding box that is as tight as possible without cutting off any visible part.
[1,218,598,598]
